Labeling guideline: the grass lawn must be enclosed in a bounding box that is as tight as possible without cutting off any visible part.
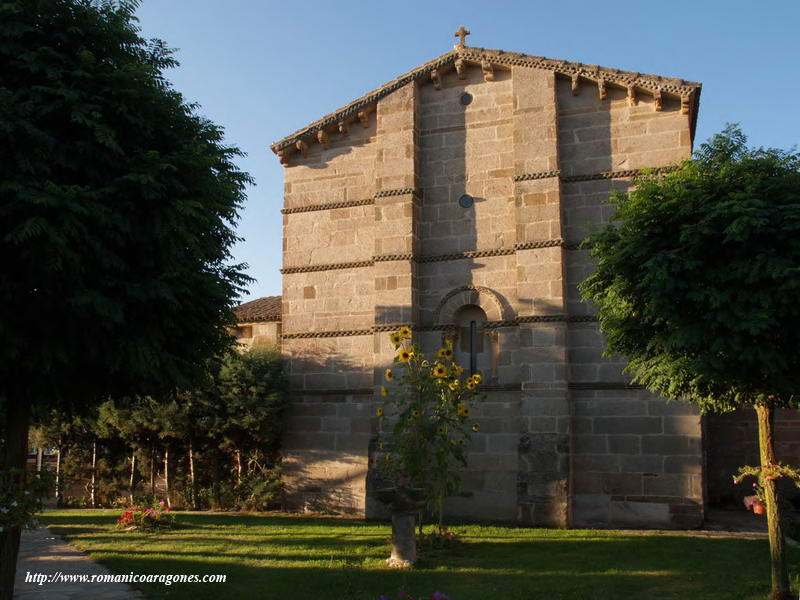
[39,509,799,600]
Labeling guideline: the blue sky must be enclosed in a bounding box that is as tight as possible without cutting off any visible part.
[135,0,800,302]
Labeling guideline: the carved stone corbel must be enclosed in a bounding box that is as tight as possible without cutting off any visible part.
[597,78,607,100]
[571,73,580,95]
[277,150,289,167]
[627,85,638,106]
[455,58,466,80]
[481,60,494,82]
[653,88,663,112]
[431,68,442,90]
[681,93,691,115]
[338,121,349,135]
[295,139,308,154]
[317,130,329,149]
[358,110,369,128]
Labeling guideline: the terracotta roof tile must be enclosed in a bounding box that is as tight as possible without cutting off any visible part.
[234,296,281,323]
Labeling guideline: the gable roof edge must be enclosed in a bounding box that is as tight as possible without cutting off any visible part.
[270,47,702,155]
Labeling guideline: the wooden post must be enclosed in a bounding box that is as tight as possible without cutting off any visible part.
[188,441,198,510]
[235,449,242,486]
[149,443,156,497]
[54,446,62,506]
[163,445,171,509]
[89,439,97,508]
[129,451,136,505]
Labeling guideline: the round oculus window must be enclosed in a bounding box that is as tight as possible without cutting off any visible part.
[458,194,474,208]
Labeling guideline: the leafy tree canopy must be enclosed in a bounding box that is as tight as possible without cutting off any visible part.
[580,125,800,412]
[0,0,253,407]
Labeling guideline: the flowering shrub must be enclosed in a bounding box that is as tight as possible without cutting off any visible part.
[734,461,800,503]
[116,500,176,531]
[417,525,464,552]
[734,461,800,514]
[377,328,483,524]
[0,469,53,533]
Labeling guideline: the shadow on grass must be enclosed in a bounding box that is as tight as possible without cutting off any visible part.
[39,511,794,600]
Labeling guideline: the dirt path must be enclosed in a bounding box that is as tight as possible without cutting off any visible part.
[13,526,143,599]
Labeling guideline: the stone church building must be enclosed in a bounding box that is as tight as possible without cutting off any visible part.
[237,33,799,529]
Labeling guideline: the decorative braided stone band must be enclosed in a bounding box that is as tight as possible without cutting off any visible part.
[281,166,676,214]
[289,388,374,397]
[281,315,598,339]
[513,165,679,183]
[281,260,375,274]
[287,383,643,396]
[281,189,420,215]
[513,170,561,182]
[283,240,572,273]
[568,382,645,390]
[281,198,375,215]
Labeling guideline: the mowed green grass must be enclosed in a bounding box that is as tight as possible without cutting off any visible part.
[39,510,798,600]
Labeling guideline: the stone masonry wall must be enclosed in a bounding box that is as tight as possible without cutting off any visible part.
[235,321,280,351]
[556,75,702,527]
[277,56,703,527]
[280,106,380,512]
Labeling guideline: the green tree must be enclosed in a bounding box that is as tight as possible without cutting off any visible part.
[580,125,800,600]
[0,0,252,595]
[217,348,289,471]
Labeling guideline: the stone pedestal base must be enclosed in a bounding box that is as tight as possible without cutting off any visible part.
[387,512,416,568]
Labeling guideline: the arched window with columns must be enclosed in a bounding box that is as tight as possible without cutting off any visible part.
[436,286,507,383]
[453,304,489,378]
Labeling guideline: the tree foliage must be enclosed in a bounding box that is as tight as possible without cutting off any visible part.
[0,2,254,595]
[36,348,289,510]
[0,0,253,410]
[580,125,800,411]
[580,125,800,599]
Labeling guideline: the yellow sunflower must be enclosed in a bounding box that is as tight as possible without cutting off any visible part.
[432,364,447,378]
[448,381,459,391]
[384,368,394,381]
[458,438,466,445]
[457,402,468,416]
[472,423,480,432]
[376,407,384,417]
[453,364,464,376]
[411,410,420,418]
[389,332,402,347]
[380,386,388,397]
[436,348,448,359]
[398,349,413,362]
[398,325,412,339]
[437,425,446,434]
[445,338,454,350]
[466,380,476,390]
[471,373,482,385]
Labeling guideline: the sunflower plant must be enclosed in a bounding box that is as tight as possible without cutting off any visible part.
[376,327,483,526]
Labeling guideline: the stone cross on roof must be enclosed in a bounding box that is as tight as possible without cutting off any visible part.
[454,25,470,48]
